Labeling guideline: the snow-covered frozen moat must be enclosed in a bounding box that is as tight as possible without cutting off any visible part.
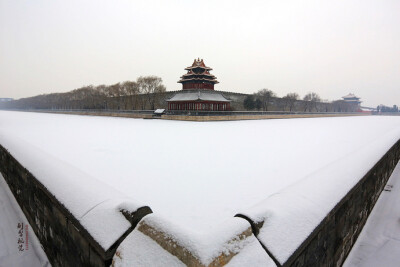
[1,111,400,265]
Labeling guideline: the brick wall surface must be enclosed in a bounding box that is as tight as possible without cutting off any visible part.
[285,139,400,266]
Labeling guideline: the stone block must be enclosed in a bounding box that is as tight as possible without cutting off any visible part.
[68,221,90,261]
[90,246,106,267]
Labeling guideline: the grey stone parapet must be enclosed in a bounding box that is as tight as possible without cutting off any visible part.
[236,138,400,266]
[0,145,152,267]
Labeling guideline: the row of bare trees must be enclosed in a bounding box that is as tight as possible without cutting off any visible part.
[1,79,360,112]
[243,89,358,112]
[1,76,166,110]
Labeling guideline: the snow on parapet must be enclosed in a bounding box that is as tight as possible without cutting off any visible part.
[238,127,400,265]
[114,214,276,266]
[0,134,149,250]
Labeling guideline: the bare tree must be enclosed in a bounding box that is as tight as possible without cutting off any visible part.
[107,83,123,109]
[303,92,321,112]
[255,89,276,111]
[95,84,108,109]
[282,93,299,112]
[137,76,166,110]
[121,81,139,109]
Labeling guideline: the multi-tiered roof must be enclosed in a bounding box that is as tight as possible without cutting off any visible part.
[178,58,219,90]
[167,59,230,111]
[342,93,361,105]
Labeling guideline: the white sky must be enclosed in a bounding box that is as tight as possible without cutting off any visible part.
[1,0,399,107]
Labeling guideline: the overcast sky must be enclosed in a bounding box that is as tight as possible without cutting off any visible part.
[1,0,399,107]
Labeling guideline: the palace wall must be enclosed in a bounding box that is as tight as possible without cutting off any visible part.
[0,89,360,112]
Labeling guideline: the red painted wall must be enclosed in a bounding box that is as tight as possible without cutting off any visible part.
[182,82,214,90]
[168,101,230,111]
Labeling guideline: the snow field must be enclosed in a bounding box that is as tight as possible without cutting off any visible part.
[1,111,400,264]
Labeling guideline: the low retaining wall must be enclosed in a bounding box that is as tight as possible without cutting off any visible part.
[238,138,400,266]
[32,110,154,119]
[287,139,400,266]
[161,113,366,121]
[3,109,368,121]
[164,110,360,116]
[0,145,151,267]
[42,112,366,121]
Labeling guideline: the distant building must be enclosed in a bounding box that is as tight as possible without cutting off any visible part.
[0,98,13,102]
[342,93,361,105]
[167,59,231,111]
[178,58,219,90]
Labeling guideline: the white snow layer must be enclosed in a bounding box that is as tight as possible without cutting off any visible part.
[114,215,276,266]
[0,120,145,250]
[343,160,400,267]
[141,215,254,265]
[1,111,400,262]
[112,230,186,267]
[225,235,275,267]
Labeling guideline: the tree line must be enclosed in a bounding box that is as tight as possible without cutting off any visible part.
[1,78,382,113]
[242,89,360,113]
[0,76,166,110]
